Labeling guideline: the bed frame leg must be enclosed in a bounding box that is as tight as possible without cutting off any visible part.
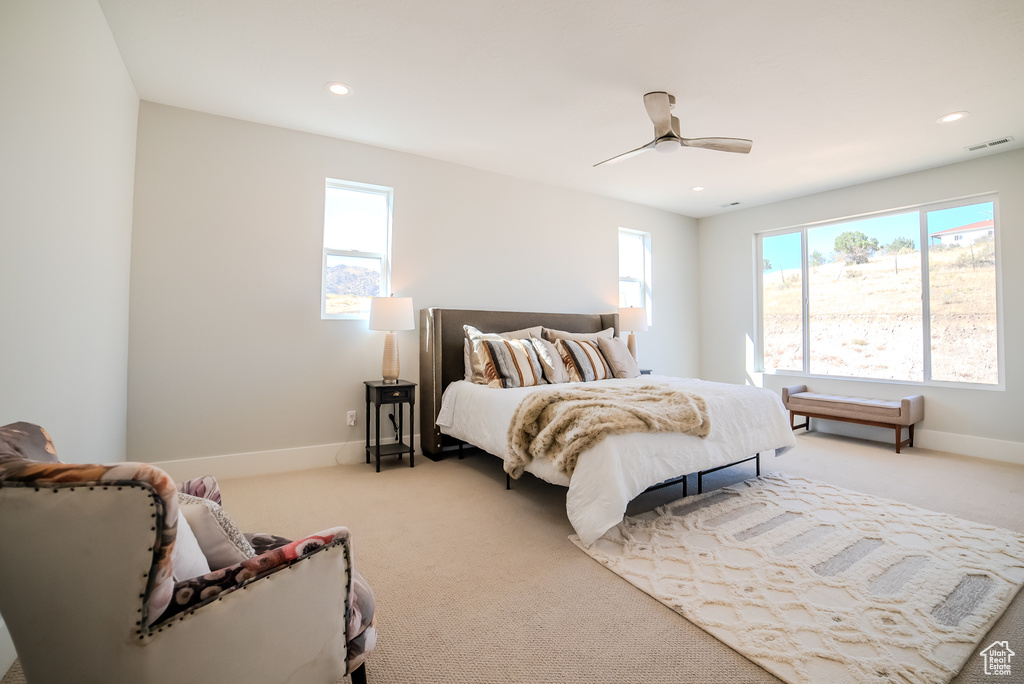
[756,453,760,476]
[506,473,511,490]
[682,474,687,498]
[458,440,464,459]
[697,471,703,495]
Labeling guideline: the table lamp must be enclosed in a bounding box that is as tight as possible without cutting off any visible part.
[618,307,649,362]
[369,296,414,383]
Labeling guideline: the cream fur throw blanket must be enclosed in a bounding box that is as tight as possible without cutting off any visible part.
[507,384,710,479]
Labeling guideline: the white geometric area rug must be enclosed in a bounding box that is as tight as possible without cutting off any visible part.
[570,474,1024,684]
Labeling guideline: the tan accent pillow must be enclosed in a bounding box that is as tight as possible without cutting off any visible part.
[531,338,569,384]
[499,325,543,340]
[597,336,641,379]
[556,339,612,382]
[177,493,256,570]
[542,326,615,343]
[464,325,543,384]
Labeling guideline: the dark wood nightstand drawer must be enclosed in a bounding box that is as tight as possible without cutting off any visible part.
[365,379,417,473]
[379,386,413,403]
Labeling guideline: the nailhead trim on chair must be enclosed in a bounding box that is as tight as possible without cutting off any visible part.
[0,481,162,631]
[142,535,352,639]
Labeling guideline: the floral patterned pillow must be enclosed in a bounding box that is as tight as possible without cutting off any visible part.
[0,422,58,463]
[176,475,221,505]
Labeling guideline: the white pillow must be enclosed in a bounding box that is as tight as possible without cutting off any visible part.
[598,336,641,379]
[178,493,256,570]
[542,326,615,343]
[171,509,212,581]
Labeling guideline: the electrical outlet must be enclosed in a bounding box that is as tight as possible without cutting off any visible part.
[346,410,357,426]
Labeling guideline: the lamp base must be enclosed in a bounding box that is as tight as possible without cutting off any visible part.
[627,332,638,362]
[381,331,400,383]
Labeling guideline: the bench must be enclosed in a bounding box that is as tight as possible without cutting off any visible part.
[781,385,924,453]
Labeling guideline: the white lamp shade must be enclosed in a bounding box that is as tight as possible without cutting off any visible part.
[369,296,414,331]
[618,307,648,332]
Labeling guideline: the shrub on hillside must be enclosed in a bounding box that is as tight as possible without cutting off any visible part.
[834,231,879,264]
[953,236,995,269]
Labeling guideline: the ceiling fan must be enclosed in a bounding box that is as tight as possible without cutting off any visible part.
[594,91,753,167]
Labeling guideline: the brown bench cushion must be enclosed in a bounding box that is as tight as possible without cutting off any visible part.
[782,385,924,426]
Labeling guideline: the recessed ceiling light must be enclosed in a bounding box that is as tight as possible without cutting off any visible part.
[327,82,351,96]
[937,111,968,124]
[692,186,705,192]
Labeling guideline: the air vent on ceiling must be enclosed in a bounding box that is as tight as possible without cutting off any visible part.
[720,201,742,207]
[965,136,1015,152]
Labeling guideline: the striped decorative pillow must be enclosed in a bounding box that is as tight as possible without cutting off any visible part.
[481,338,547,389]
[556,339,612,382]
[464,325,543,384]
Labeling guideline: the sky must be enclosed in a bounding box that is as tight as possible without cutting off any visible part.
[762,201,993,273]
[323,184,389,253]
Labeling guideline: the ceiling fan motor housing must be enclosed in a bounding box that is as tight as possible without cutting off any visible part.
[655,138,679,153]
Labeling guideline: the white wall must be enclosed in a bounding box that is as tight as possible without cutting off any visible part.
[128,103,698,464]
[0,0,138,462]
[698,148,1024,461]
[0,0,139,672]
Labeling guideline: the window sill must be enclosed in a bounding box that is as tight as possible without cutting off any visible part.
[762,369,1004,392]
[322,314,370,321]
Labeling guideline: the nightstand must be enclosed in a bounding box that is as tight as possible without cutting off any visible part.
[639,369,652,375]
[364,380,416,472]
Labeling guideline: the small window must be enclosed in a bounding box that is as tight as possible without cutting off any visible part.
[618,228,652,323]
[322,179,393,319]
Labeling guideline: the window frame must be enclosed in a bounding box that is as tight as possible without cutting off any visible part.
[320,178,394,320]
[618,227,653,326]
[756,193,1003,390]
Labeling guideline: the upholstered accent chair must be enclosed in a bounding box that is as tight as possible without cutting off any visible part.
[0,422,376,684]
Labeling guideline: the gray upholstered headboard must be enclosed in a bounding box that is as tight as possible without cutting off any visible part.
[418,308,619,457]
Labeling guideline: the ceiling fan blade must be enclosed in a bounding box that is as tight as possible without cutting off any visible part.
[643,92,675,139]
[680,137,753,154]
[593,141,657,167]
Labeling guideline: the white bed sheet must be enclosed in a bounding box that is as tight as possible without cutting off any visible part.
[436,376,796,545]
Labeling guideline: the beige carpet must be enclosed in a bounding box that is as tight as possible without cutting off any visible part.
[573,473,1024,684]
[4,432,1024,683]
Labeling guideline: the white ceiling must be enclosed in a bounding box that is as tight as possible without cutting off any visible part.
[98,0,1024,218]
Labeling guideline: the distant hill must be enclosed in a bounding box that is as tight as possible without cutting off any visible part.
[326,262,380,297]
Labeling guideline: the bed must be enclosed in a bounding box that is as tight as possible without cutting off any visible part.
[418,308,796,545]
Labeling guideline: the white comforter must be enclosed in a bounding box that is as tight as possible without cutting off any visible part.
[436,376,796,545]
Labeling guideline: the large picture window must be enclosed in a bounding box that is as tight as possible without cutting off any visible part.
[758,196,1000,386]
[321,179,393,319]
